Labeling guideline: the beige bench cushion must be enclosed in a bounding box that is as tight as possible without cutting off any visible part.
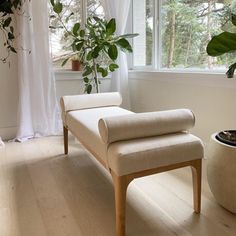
[107,133,203,176]
[66,107,133,162]
[65,105,203,177]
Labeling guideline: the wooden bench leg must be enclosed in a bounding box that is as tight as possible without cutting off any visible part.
[63,126,68,155]
[111,172,132,236]
[191,159,202,213]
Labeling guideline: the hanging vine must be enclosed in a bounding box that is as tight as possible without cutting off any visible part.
[0,0,29,62]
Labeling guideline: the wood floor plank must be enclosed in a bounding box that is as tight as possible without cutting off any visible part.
[0,142,48,236]
[0,136,236,236]
[149,168,236,234]
[22,138,84,236]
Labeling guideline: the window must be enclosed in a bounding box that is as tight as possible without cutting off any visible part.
[132,0,235,71]
[49,0,104,69]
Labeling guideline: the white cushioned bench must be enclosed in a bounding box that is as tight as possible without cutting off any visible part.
[60,92,204,236]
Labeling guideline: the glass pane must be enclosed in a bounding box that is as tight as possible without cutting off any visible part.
[161,0,232,70]
[133,0,154,67]
[87,0,105,18]
[49,0,82,69]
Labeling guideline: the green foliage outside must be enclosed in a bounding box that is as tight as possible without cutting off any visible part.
[143,0,235,70]
[160,0,233,69]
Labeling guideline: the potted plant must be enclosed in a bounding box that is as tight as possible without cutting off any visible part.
[206,1,236,151]
[61,53,83,71]
[50,0,138,94]
[206,3,236,212]
[71,54,82,71]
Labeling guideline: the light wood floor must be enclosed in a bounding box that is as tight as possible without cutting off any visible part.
[0,136,235,236]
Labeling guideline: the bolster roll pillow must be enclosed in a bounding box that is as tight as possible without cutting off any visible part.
[60,92,122,113]
[98,109,195,144]
[60,92,122,124]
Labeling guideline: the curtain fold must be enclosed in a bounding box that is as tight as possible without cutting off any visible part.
[16,0,61,141]
[0,137,4,147]
[101,0,131,109]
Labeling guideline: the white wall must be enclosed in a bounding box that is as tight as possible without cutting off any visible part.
[0,53,18,140]
[1,61,236,146]
[0,66,111,140]
[55,71,111,100]
[129,71,236,146]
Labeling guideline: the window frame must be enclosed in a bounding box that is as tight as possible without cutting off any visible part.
[130,0,227,74]
[51,0,105,71]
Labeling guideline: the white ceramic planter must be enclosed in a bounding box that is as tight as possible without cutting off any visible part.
[207,133,236,213]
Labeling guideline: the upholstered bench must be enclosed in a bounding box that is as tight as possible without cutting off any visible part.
[60,92,204,236]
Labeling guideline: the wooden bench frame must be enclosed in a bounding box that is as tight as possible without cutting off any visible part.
[63,126,202,236]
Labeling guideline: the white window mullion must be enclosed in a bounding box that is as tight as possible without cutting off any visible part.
[127,0,134,69]
[81,0,87,27]
[154,0,161,70]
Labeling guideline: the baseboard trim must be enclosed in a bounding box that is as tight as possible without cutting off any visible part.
[0,126,17,141]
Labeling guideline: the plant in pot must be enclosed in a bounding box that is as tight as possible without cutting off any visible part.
[50,0,138,94]
[60,53,83,71]
[206,1,236,145]
[206,2,236,214]
[71,54,82,71]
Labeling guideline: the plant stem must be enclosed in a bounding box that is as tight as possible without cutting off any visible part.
[92,58,100,93]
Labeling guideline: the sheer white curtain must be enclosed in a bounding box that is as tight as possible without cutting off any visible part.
[101,0,131,109]
[16,0,61,141]
[0,137,4,147]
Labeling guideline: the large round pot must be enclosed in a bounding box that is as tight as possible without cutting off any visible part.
[207,132,236,213]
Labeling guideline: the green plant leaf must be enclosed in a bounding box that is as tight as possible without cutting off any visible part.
[82,66,92,76]
[119,33,139,38]
[61,58,69,67]
[50,15,56,18]
[108,44,118,60]
[207,32,236,56]
[86,84,92,94]
[106,18,116,36]
[93,16,100,22]
[232,14,236,26]
[226,62,236,78]
[92,46,101,58]
[73,23,80,36]
[53,2,63,14]
[76,42,84,51]
[97,67,103,74]
[86,51,93,61]
[101,69,108,77]
[8,32,14,40]
[49,26,57,29]
[116,38,132,52]
[83,77,89,83]
[10,46,17,53]
[109,63,119,72]
[50,0,55,6]
[3,17,11,28]
[80,29,85,37]
[65,12,74,23]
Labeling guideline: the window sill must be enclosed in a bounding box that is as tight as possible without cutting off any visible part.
[128,70,236,88]
[54,69,111,81]
[54,69,82,81]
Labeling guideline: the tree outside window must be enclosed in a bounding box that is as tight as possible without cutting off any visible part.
[133,0,235,71]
